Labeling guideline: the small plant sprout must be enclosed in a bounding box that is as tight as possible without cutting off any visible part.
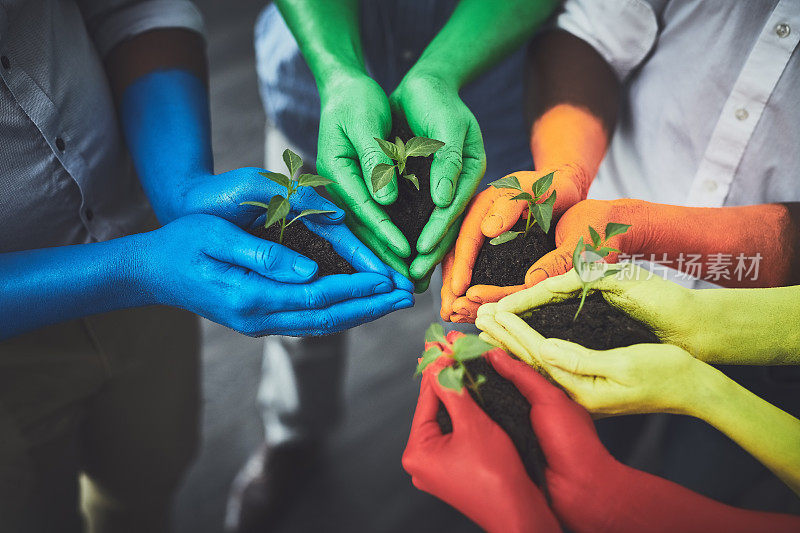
[414,323,494,404]
[240,149,336,244]
[371,136,445,193]
[572,222,632,321]
[488,172,557,245]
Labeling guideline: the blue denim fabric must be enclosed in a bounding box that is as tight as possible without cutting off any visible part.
[254,1,534,185]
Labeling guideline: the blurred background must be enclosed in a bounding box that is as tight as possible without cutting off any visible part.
[173,1,477,531]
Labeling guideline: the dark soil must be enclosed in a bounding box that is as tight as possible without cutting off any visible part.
[470,218,556,287]
[520,292,660,349]
[251,222,355,277]
[382,115,437,265]
[436,358,549,497]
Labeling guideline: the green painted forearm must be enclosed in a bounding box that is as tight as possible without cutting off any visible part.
[691,364,800,495]
[408,0,559,88]
[275,0,366,91]
[688,286,800,365]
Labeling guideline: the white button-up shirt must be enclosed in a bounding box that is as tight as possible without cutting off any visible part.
[0,0,203,253]
[558,0,800,208]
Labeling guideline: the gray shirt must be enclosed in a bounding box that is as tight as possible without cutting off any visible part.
[0,0,203,253]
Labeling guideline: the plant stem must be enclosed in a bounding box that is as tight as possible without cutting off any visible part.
[573,285,590,321]
[524,201,533,236]
[462,364,484,405]
[279,219,286,244]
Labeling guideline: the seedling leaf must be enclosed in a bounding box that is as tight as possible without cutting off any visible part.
[490,230,521,245]
[438,366,465,392]
[605,222,632,240]
[415,346,443,376]
[601,268,622,279]
[489,175,522,191]
[395,137,406,162]
[405,173,420,190]
[297,173,333,187]
[239,201,270,209]
[283,149,303,178]
[264,195,290,229]
[532,171,555,197]
[511,192,534,202]
[572,236,585,277]
[474,374,487,387]
[259,171,291,189]
[405,137,445,157]
[452,335,494,362]
[589,226,602,248]
[425,323,447,343]
[371,163,396,193]
[374,137,399,161]
[533,191,557,234]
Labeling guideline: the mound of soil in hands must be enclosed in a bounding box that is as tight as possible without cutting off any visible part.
[521,292,659,349]
[252,222,356,277]
[382,115,437,265]
[436,357,549,497]
[470,219,556,287]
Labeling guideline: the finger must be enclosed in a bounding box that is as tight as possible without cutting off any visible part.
[493,311,547,367]
[496,270,584,314]
[423,117,467,208]
[429,367,487,432]
[390,268,415,293]
[324,159,410,257]
[440,250,457,321]
[416,148,484,254]
[264,289,414,336]
[486,348,567,406]
[290,184,345,224]
[480,185,528,238]
[261,272,394,311]
[451,296,480,322]
[524,247,575,287]
[348,129,399,205]
[478,331,510,352]
[475,313,537,367]
[210,222,318,283]
[413,274,431,294]
[539,338,619,377]
[302,217,390,277]
[410,217,462,280]
[465,284,526,305]
[451,188,498,295]
[409,374,446,440]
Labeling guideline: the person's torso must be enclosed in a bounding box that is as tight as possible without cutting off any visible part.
[0,0,150,253]
[592,0,800,207]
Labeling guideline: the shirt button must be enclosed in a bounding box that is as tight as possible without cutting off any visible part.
[703,180,718,192]
[55,137,66,151]
[85,208,94,221]
[1,56,9,70]
[734,108,749,121]
[776,23,791,38]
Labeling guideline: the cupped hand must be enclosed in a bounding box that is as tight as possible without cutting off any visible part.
[390,73,487,282]
[442,168,591,322]
[316,72,411,264]
[133,214,413,337]
[403,356,560,533]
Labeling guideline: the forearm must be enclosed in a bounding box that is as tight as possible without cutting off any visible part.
[276,0,365,91]
[107,29,212,223]
[0,238,147,339]
[689,364,800,495]
[409,0,559,89]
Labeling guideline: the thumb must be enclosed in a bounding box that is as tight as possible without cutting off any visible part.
[207,221,318,283]
[524,247,573,286]
[480,187,527,238]
[431,367,486,433]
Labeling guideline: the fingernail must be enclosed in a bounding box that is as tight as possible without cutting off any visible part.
[293,257,318,278]
[482,215,502,236]
[374,281,392,294]
[393,297,414,311]
[435,179,454,205]
[527,269,547,286]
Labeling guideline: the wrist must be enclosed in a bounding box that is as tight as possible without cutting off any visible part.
[317,65,371,101]
[119,231,162,308]
[399,65,460,96]
[679,360,732,420]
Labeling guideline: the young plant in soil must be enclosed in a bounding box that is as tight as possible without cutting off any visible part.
[571,222,632,320]
[243,148,355,276]
[371,136,445,194]
[416,323,492,402]
[241,149,336,244]
[488,172,557,245]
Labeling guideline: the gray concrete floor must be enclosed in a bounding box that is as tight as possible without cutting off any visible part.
[173,2,478,531]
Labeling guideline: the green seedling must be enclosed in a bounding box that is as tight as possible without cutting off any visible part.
[415,323,494,404]
[240,148,335,244]
[572,222,632,321]
[371,136,445,193]
[488,172,557,245]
